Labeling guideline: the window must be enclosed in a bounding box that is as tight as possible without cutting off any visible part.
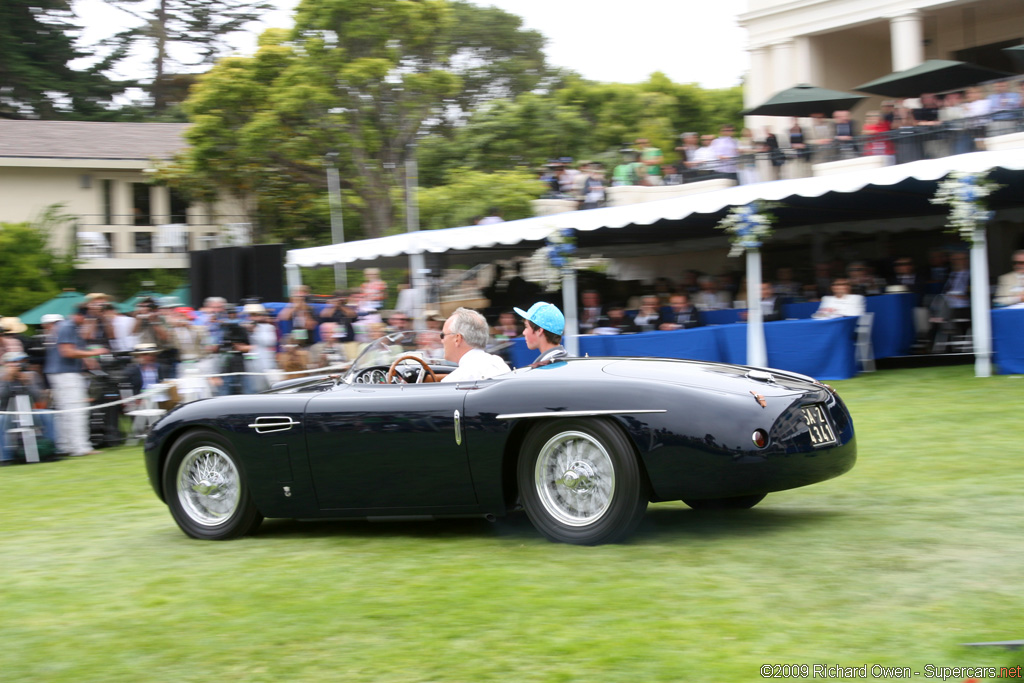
[103,232,115,256]
[133,183,151,226]
[134,231,153,253]
[169,188,190,225]
[102,180,113,225]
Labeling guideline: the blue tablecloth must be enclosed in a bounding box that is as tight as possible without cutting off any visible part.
[992,308,1024,375]
[780,293,915,359]
[509,316,859,380]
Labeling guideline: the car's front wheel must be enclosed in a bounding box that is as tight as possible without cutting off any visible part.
[518,418,648,545]
[682,494,766,510]
[163,429,263,540]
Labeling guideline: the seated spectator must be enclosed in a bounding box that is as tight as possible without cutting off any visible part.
[848,262,884,296]
[741,282,784,322]
[578,290,605,334]
[659,293,702,330]
[491,310,521,340]
[593,304,639,335]
[0,351,57,463]
[773,267,802,301]
[277,335,311,375]
[888,257,925,304]
[813,279,866,319]
[631,295,663,332]
[995,249,1024,307]
[693,276,731,311]
[126,343,177,408]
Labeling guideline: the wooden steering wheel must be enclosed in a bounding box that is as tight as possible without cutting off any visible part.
[386,354,439,384]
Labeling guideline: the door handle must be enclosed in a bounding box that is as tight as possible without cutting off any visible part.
[454,409,462,446]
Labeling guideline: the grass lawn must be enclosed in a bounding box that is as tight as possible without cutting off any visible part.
[1,365,1022,682]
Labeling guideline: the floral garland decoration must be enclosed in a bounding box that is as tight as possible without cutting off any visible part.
[716,202,779,257]
[929,172,1001,244]
[545,228,577,269]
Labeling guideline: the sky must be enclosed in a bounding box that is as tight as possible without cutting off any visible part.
[73,0,749,89]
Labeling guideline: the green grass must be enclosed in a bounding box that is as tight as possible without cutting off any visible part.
[2,366,1022,682]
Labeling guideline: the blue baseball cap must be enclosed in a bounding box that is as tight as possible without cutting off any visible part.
[514,302,565,336]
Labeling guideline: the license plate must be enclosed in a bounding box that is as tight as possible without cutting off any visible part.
[801,404,838,447]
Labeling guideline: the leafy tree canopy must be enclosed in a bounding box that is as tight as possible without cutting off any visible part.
[0,212,77,315]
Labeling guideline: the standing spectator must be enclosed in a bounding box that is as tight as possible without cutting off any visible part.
[1,317,29,355]
[636,139,664,186]
[787,118,809,161]
[832,110,859,159]
[45,305,107,456]
[244,304,280,390]
[277,335,310,375]
[611,149,640,186]
[580,162,606,210]
[385,311,411,335]
[278,285,317,346]
[165,307,208,365]
[218,304,252,395]
[736,128,759,184]
[862,111,893,156]
[760,129,785,180]
[987,80,1022,133]
[689,134,718,178]
[675,133,700,182]
[491,310,521,340]
[319,290,357,342]
[659,292,702,330]
[809,112,834,161]
[994,249,1024,307]
[940,91,972,155]
[709,125,740,182]
[360,268,388,311]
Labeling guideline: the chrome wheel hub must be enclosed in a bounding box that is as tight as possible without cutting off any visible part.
[177,445,241,527]
[535,431,614,527]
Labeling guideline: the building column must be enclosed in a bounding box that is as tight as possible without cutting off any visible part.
[746,46,771,108]
[890,11,924,72]
[771,40,796,94]
[794,35,820,85]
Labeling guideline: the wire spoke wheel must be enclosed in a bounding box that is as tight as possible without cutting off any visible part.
[163,429,262,540]
[519,418,648,545]
[177,446,241,526]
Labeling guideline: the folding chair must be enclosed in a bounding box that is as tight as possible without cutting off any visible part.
[855,312,876,373]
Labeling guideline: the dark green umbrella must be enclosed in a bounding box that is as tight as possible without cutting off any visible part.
[741,84,867,117]
[1004,45,1024,71]
[855,59,1014,97]
[18,291,86,325]
[118,291,163,313]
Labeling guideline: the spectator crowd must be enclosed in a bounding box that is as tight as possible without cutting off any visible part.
[534,79,1024,210]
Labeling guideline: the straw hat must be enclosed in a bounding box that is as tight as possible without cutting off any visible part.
[0,317,28,334]
[131,342,160,355]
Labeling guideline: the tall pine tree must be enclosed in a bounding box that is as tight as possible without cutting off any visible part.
[0,0,123,119]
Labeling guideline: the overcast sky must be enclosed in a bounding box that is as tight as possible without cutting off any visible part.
[73,0,749,89]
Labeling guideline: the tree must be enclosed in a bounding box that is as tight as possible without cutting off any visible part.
[168,0,550,241]
[0,0,123,119]
[0,213,77,315]
[100,0,272,111]
[416,168,546,230]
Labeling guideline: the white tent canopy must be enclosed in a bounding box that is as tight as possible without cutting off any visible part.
[287,149,1024,269]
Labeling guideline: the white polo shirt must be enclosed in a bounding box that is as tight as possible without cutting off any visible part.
[441,348,510,382]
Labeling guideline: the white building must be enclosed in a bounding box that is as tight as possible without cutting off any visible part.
[0,120,250,277]
[740,0,1022,125]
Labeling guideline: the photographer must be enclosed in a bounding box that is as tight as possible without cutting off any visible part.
[218,304,252,395]
[132,297,168,348]
[277,285,317,346]
[1,351,57,463]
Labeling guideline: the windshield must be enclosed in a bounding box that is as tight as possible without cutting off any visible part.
[344,330,448,382]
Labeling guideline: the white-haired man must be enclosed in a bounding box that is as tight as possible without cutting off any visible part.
[440,308,509,382]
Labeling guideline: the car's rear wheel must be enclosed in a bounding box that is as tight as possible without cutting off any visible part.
[163,429,263,540]
[518,418,648,545]
[682,494,766,510]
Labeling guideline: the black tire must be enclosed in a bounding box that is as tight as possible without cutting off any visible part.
[682,494,766,510]
[162,429,263,540]
[518,418,648,545]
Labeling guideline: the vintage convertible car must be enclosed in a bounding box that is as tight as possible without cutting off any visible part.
[144,330,856,545]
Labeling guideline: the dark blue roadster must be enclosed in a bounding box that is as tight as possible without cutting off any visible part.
[144,330,856,545]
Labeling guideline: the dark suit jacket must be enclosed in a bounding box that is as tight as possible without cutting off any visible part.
[126,362,173,396]
[658,306,703,329]
[760,297,784,322]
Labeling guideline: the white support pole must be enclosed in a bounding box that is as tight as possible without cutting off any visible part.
[406,144,427,327]
[325,153,347,290]
[285,263,302,293]
[970,227,992,377]
[562,267,579,357]
[746,248,768,367]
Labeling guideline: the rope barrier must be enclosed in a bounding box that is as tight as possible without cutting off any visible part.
[0,362,351,416]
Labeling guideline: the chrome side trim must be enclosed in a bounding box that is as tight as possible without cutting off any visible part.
[248,416,300,434]
[454,409,462,445]
[495,409,667,421]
